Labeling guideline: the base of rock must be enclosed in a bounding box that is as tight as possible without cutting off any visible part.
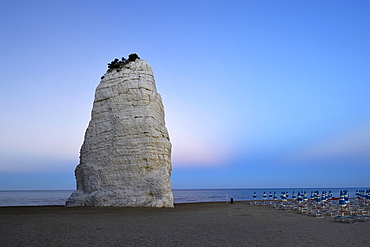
[66,189,174,207]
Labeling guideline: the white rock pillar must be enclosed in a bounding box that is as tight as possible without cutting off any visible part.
[66,58,174,207]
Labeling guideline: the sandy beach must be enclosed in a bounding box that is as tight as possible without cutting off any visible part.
[0,202,368,246]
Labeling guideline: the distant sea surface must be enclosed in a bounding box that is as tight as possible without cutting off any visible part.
[0,188,367,207]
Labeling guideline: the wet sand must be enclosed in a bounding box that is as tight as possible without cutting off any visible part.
[1,202,369,246]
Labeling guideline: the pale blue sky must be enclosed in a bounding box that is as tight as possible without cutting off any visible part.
[0,1,369,189]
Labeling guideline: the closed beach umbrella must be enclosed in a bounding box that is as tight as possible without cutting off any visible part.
[339,191,346,207]
[321,191,326,202]
[315,193,321,203]
[292,191,296,201]
[282,192,287,201]
[283,193,288,202]
[253,192,257,200]
[263,192,267,201]
[281,192,287,202]
[269,192,273,201]
[273,192,277,200]
[297,192,302,203]
[344,190,349,204]
[303,192,308,201]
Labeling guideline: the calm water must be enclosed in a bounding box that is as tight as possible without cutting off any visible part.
[0,188,366,206]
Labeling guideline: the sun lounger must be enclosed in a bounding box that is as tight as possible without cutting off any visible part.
[353,215,370,223]
[297,205,308,213]
[315,211,324,218]
[329,211,339,217]
[282,204,292,211]
[306,209,324,218]
[333,215,358,224]
[260,201,268,207]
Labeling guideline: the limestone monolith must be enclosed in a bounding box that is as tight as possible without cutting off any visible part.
[66,56,173,207]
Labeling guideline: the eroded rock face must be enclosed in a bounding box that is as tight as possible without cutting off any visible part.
[66,59,173,207]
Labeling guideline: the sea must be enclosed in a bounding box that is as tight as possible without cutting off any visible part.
[0,187,367,206]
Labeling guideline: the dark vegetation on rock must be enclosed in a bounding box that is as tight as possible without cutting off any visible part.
[108,53,140,69]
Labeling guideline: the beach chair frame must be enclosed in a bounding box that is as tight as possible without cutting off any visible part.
[333,216,358,224]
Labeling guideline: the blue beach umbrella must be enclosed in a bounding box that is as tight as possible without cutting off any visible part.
[283,193,288,202]
[297,192,303,203]
[303,192,308,201]
[344,190,349,204]
[263,192,267,201]
[273,192,277,200]
[339,191,346,207]
[292,191,296,201]
[315,193,321,203]
[321,191,326,202]
[269,192,273,201]
[253,192,257,201]
[281,192,287,202]
[310,191,314,200]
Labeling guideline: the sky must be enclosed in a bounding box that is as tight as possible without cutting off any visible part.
[0,0,369,190]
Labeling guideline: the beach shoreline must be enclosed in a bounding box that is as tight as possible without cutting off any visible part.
[1,201,369,246]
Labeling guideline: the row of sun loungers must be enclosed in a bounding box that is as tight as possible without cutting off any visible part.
[333,215,359,224]
[333,215,370,224]
[252,197,370,224]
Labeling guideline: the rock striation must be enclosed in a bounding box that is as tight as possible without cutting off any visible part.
[66,56,173,207]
